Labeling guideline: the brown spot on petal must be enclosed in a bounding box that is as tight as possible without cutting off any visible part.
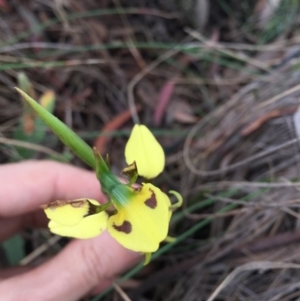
[42,199,88,210]
[41,199,70,209]
[145,191,157,209]
[86,200,99,216]
[70,200,85,208]
[113,220,132,234]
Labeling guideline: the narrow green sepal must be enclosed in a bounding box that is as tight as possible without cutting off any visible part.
[93,147,110,174]
[127,173,138,186]
[93,148,133,207]
[93,148,120,194]
[15,88,95,168]
[122,161,138,186]
[105,154,110,168]
[96,201,113,213]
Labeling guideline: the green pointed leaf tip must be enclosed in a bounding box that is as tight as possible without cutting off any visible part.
[15,88,95,168]
[93,148,110,174]
[93,148,121,195]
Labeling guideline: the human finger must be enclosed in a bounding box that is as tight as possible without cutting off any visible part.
[0,160,105,217]
[0,232,140,301]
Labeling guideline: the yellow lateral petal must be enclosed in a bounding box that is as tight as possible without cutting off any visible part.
[125,124,165,179]
[44,199,99,226]
[108,183,171,253]
[49,211,108,239]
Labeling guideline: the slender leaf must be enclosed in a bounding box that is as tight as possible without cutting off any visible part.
[14,87,57,159]
[15,88,95,168]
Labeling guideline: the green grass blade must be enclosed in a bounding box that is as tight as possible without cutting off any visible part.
[15,88,95,168]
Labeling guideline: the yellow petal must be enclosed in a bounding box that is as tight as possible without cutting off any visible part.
[49,211,108,239]
[125,124,165,179]
[44,199,99,226]
[108,183,171,253]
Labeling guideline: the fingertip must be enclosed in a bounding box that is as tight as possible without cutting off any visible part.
[69,232,140,289]
[1,160,105,217]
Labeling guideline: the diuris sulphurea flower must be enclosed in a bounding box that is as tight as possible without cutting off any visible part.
[15,88,182,262]
[43,124,182,261]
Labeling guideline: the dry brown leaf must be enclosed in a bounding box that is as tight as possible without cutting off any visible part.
[154,80,175,126]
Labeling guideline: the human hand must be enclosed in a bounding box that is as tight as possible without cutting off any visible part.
[0,161,139,301]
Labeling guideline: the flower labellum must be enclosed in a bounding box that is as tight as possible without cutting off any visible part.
[125,124,165,179]
[108,183,171,253]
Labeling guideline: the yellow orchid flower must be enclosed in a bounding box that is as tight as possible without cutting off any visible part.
[125,124,165,179]
[44,199,108,239]
[43,124,182,264]
[92,150,178,253]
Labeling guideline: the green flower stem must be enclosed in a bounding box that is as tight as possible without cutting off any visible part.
[92,188,266,300]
